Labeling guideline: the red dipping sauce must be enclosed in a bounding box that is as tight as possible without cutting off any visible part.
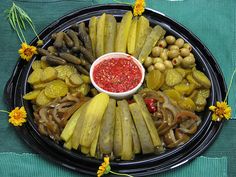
[93,57,142,93]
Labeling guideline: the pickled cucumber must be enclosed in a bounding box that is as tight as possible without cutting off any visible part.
[192,70,211,89]
[104,14,117,53]
[138,25,166,63]
[115,11,133,53]
[165,69,183,87]
[127,17,138,55]
[96,13,106,57]
[146,69,164,90]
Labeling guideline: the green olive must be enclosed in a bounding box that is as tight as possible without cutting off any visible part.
[181,56,196,68]
[180,48,190,57]
[157,39,167,48]
[154,62,166,72]
[147,65,155,72]
[175,38,185,48]
[168,45,179,51]
[144,57,153,68]
[160,49,168,60]
[152,46,163,57]
[172,56,183,66]
[165,35,176,45]
[153,57,163,64]
[183,43,192,51]
[167,49,179,59]
[163,60,173,69]
[189,53,194,58]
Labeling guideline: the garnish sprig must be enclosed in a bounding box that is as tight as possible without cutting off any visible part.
[5,2,41,43]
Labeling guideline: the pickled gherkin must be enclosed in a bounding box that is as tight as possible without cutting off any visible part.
[115,11,133,53]
[117,100,134,160]
[96,13,106,57]
[146,69,164,90]
[99,99,116,155]
[79,93,109,147]
[89,16,97,57]
[129,103,155,154]
[113,107,123,157]
[133,94,162,150]
[127,17,138,55]
[104,14,117,53]
[138,25,166,63]
[133,16,150,58]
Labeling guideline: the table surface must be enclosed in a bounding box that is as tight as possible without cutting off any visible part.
[0,0,235,177]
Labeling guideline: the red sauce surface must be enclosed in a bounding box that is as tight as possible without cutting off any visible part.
[93,57,142,93]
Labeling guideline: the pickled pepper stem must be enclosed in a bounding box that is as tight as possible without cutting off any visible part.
[224,67,236,102]
[110,171,133,177]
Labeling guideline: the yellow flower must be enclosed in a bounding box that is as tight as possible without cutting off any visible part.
[97,157,110,177]
[209,101,231,121]
[133,0,146,16]
[37,39,44,47]
[8,107,27,126]
[18,43,37,61]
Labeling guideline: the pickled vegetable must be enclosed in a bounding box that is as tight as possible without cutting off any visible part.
[117,100,133,160]
[138,25,166,63]
[178,97,196,111]
[165,69,183,87]
[55,65,77,80]
[32,60,42,70]
[59,53,81,65]
[99,99,116,154]
[192,70,211,89]
[23,90,41,100]
[129,103,154,154]
[28,68,43,85]
[146,69,164,90]
[113,107,123,157]
[80,93,109,147]
[69,73,83,86]
[36,89,51,106]
[96,13,106,57]
[60,101,89,142]
[115,11,133,53]
[78,22,93,53]
[134,16,150,58]
[41,67,58,82]
[133,94,162,149]
[127,17,138,55]
[198,89,210,98]
[89,16,97,56]
[44,80,68,98]
[104,14,117,53]
[163,89,181,102]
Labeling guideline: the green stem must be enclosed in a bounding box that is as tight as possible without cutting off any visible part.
[0,110,9,114]
[13,6,26,43]
[110,171,133,177]
[25,18,40,40]
[224,67,236,102]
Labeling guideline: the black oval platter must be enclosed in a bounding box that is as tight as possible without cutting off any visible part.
[4,4,226,176]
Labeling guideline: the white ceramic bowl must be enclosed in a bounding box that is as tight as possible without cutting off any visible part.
[90,52,145,99]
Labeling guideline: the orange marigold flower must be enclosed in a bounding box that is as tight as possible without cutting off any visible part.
[133,0,146,16]
[8,107,27,126]
[18,42,37,61]
[209,101,231,121]
[97,157,110,177]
